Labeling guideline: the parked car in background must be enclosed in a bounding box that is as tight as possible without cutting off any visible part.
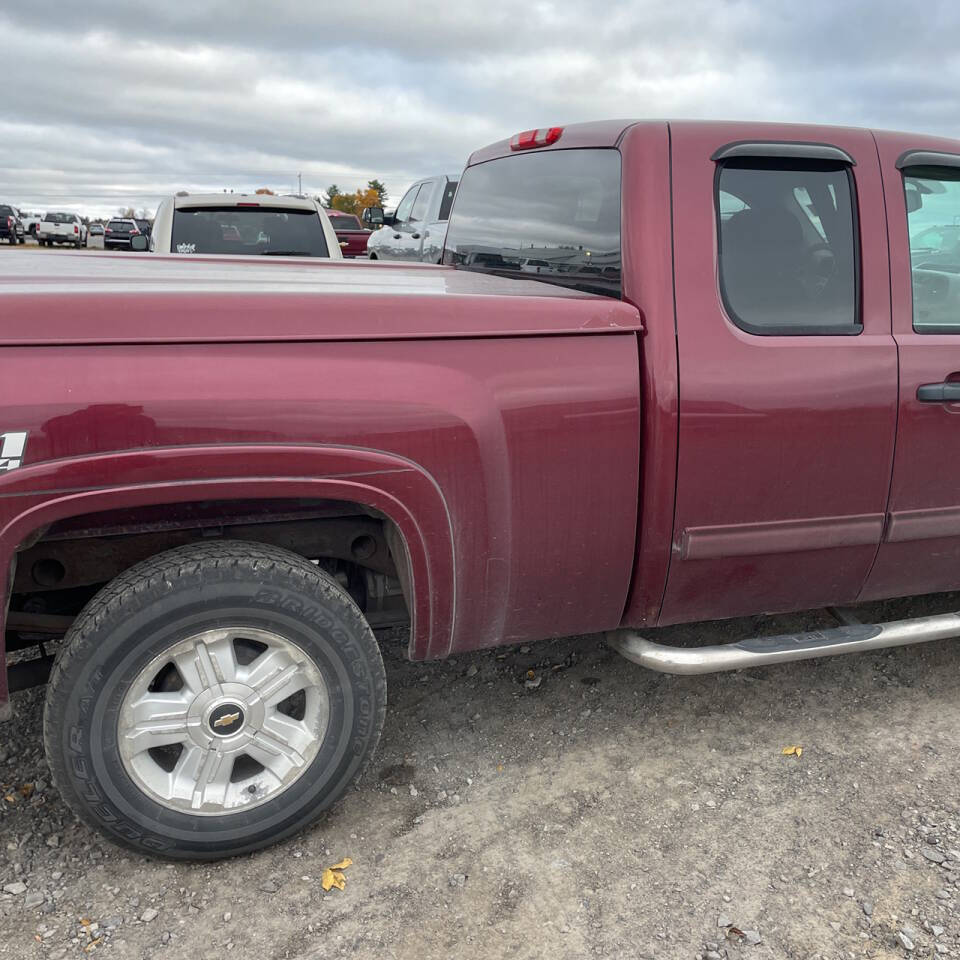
[37,212,86,247]
[103,218,141,250]
[19,212,41,238]
[363,174,458,262]
[0,205,25,245]
[86,223,105,249]
[326,210,370,258]
[150,194,341,258]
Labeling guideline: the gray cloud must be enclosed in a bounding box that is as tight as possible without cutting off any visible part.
[1,1,958,218]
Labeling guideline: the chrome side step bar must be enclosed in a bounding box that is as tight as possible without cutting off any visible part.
[606,611,960,676]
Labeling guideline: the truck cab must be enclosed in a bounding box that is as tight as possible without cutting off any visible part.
[363,174,458,262]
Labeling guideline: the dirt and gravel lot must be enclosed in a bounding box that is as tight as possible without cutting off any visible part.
[3,592,960,960]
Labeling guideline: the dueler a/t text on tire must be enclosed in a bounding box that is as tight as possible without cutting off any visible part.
[43,541,387,859]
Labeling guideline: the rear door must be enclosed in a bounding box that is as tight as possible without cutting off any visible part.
[861,135,960,600]
[659,123,898,625]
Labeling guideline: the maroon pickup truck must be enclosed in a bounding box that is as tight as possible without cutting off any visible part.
[3,118,960,859]
[326,210,370,257]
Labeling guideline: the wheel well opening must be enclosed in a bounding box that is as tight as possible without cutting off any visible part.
[7,497,413,645]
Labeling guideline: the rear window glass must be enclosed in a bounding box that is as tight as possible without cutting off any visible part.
[0,205,13,217]
[171,207,329,257]
[107,220,133,230]
[443,149,621,297]
[329,214,362,230]
[45,213,76,223]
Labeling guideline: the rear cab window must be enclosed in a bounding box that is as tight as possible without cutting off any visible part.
[442,149,621,297]
[715,160,860,335]
[330,214,363,231]
[902,163,960,332]
[171,206,330,256]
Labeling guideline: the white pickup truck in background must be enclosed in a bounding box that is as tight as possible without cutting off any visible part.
[37,212,87,247]
[363,174,458,262]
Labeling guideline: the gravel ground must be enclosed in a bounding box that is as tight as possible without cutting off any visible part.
[3,592,960,959]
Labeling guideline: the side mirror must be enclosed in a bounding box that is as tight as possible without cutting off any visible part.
[905,184,924,214]
[130,235,149,252]
[362,206,385,227]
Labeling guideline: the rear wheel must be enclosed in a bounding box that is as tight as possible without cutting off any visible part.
[43,541,387,859]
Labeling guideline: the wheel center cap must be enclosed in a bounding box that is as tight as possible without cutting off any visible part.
[208,703,245,736]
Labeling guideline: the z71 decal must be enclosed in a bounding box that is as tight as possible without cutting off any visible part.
[0,431,28,472]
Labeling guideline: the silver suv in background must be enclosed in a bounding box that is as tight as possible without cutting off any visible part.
[363,174,457,262]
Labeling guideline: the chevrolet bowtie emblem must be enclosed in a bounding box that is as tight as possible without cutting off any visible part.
[213,711,240,728]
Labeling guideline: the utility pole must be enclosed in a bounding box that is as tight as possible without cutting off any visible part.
[298,172,302,196]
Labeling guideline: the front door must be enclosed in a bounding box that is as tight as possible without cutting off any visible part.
[377,183,420,260]
[659,123,898,625]
[861,136,960,600]
[393,183,430,261]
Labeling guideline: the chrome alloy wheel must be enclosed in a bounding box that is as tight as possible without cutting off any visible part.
[118,628,330,815]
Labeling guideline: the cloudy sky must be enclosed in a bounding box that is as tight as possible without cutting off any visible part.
[1,1,957,219]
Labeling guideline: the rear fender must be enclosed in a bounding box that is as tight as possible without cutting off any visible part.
[0,444,454,703]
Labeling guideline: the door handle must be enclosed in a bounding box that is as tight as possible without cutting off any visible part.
[393,234,401,239]
[917,381,960,402]
[411,233,421,240]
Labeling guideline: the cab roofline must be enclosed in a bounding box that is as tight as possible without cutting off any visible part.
[465,118,911,167]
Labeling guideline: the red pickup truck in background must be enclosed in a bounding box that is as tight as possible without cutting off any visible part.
[326,210,370,257]
[2,118,960,859]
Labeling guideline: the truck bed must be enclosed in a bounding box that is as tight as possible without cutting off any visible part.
[0,251,642,345]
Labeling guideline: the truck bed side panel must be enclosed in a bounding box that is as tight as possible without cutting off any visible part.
[0,335,640,674]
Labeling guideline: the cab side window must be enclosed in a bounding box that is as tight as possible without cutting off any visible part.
[717,161,860,335]
[393,185,420,224]
[903,167,960,332]
[409,185,431,223]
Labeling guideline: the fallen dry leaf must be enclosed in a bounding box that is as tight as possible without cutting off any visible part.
[19,783,34,799]
[781,745,803,758]
[84,937,103,953]
[321,857,353,892]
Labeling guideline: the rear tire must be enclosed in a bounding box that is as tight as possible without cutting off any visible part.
[44,540,387,860]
